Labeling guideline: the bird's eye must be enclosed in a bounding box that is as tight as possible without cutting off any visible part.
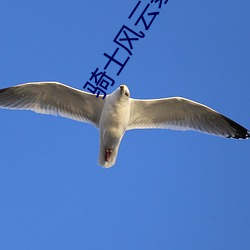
[125,92,129,97]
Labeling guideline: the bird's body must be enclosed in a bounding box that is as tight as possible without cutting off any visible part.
[98,86,130,167]
[0,82,249,168]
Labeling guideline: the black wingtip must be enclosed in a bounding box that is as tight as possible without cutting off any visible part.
[247,131,250,138]
[222,115,250,139]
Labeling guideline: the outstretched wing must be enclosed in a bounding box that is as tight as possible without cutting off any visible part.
[0,82,104,127]
[128,97,249,139]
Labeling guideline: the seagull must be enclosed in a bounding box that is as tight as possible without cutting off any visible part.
[0,82,249,168]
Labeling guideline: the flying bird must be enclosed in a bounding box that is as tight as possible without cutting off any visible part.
[0,82,249,168]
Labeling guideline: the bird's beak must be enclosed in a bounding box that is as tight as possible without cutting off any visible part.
[120,85,124,93]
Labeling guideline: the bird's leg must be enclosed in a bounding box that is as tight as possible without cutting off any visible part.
[105,149,112,162]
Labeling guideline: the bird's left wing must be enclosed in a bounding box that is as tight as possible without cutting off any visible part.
[128,97,249,139]
[0,82,104,127]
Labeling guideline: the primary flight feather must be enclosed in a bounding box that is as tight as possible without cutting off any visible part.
[0,82,249,168]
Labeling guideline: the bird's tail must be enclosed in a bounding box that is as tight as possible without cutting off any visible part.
[98,144,119,168]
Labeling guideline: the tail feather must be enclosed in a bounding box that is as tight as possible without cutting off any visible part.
[98,144,119,168]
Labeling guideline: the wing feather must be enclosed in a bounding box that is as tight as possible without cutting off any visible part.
[0,82,104,127]
[128,97,249,139]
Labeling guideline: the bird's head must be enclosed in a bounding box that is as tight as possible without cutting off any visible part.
[110,84,130,103]
[119,84,130,99]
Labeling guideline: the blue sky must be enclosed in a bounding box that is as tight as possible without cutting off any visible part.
[0,0,249,249]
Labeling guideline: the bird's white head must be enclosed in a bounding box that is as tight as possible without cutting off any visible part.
[108,84,130,104]
[119,84,130,99]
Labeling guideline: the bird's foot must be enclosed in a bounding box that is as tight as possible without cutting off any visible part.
[105,149,112,162]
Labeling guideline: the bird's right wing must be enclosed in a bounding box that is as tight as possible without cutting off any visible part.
[128,97,249,139]
[0,82,104,127]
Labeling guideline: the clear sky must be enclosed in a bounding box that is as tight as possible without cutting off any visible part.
[0,0,249,249]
